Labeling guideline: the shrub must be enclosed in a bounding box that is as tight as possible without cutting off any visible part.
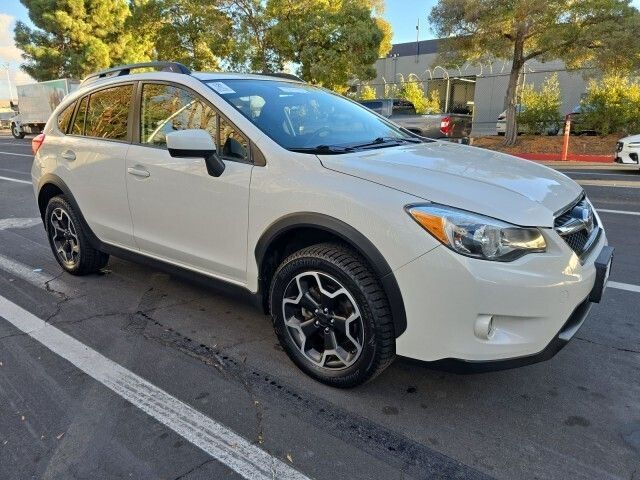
[580,75,640,135]
[358,84,377,100]
[518,74,562,135]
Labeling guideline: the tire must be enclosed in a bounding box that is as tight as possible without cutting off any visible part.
[45,195,109,275]
[11,123,25,139]
[269,243,395,387]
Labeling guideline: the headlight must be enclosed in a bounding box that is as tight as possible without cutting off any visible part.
[406,204,546,261]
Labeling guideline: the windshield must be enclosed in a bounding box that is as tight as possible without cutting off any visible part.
[204,79,420,153]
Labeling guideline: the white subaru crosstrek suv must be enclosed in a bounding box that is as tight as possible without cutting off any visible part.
[31,62,614,387]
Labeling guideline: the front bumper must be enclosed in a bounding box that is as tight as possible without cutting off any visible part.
[394,227,610,367]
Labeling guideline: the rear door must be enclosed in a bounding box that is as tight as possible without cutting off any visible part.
[124,82,252,284]
[61,83,136,248]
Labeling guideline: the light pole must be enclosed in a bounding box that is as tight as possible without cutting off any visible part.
[1,63,14,103]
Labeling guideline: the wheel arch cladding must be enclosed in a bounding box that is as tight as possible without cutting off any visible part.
[255,212,407,338]
[36,174,102,248]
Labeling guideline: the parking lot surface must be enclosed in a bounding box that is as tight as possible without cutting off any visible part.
[0,133,638,480]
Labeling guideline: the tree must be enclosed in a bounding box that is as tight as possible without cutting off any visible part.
[133,0,233,71]
[518,74,562,135]
[14,0,151,81]
[429,0,640,145]
[267,0,392,92]
[580,75,640,135]
[222,0,282,73]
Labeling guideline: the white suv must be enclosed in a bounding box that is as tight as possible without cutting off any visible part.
[31,62,613,387]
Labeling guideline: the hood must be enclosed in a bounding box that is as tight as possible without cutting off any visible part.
[620,134,640,143]
[319,142,583,227]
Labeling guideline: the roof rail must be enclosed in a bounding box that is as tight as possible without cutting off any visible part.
[81,61,191,85]
[256,72,305,82]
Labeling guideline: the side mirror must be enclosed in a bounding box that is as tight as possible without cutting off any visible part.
[166,129,225,177]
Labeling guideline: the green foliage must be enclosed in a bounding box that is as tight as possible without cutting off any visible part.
[429,0,640,71]
[267,0,392,92]
[16,0,391,87]
[358,85,377,100]
[518,74,562,135]
[141,0,233,71]
[422,90,442,115]
[580,75,640,135]
[15,0,151,80]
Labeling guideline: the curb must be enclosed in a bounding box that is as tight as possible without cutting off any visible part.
[514,153,614,163]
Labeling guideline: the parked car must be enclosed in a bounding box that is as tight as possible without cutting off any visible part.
[10,78,79,138]
[359,98,471,141]
[615,134,640,168]
[32,62,613,387]
[496,105,560,136]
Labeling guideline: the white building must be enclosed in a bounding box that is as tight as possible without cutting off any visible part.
[359,39,593,136]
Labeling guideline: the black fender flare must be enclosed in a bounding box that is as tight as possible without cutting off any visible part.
[255,212,407,338]
[37,174,103,249]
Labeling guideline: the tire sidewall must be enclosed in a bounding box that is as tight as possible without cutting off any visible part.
[45,196,82,274]
[270,254,380,386]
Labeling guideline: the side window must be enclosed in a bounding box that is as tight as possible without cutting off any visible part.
[57,102,76,134]
[219,116,249,161]
[71,96,88,136]
[141,83,217,147]
[85,85,132,140]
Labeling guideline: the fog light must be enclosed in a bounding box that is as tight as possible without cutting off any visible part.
[474,315,495,340]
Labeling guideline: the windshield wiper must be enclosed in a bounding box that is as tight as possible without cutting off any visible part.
[288,145,355,154]
[348,136,421,150]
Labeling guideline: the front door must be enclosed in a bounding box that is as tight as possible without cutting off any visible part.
[125,82,252,285]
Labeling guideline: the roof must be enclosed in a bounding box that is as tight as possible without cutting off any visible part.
[387,39,441,58]
[192,72,302,83]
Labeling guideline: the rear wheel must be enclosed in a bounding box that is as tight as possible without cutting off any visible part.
[45,196,109,275]
[11,123,25,139]
[270,243,395,387]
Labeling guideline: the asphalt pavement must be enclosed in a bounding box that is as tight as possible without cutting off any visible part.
[0,132,638,480]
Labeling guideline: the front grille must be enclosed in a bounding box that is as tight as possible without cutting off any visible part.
[554,196,599,258]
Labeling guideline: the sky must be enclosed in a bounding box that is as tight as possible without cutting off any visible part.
[1,0,639,99]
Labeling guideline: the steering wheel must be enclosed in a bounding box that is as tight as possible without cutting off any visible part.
[307,127,333,144]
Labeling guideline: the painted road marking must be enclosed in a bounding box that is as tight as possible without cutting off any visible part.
[0,151,32,157]
[0,218,41,230]
[0,253,75,296]
[608,281,640,294]
[0,295,311,480]
[598,209,640,217]
[561,171,640,177]
[0,175,31,185]
[577,180,640,189]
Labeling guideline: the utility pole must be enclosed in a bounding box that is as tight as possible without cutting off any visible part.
[415,18,420,63]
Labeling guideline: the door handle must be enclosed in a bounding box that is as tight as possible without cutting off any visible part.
[61,150,76,161]
[127,166,150,178]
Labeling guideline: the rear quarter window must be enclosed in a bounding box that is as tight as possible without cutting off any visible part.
[57,102,76,134]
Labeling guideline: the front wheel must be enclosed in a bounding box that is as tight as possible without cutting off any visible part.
[45,196,109,275]
[11,123,25,139]
[270,243,395,387]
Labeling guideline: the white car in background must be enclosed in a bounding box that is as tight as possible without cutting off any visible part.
[31,62,613,387]
[615,134,640,168]
[496,106,560,136]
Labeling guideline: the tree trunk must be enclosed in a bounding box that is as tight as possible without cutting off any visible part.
[503,30,526,147]
[503,66,521,146]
